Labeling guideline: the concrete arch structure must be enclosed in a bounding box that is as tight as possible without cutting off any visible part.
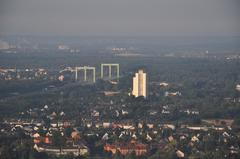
[75,66,96,83]
[101,63,119,80]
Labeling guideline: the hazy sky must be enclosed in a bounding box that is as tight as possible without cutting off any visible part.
[0,0,239,36]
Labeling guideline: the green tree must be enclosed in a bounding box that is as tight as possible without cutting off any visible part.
[52,131,66,151]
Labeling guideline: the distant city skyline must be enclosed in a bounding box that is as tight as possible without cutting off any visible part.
[0,0,240,37]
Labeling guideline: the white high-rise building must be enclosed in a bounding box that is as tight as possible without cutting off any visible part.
[132,69,147,98]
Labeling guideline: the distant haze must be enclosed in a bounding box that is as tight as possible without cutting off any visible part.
[0,0,240,36]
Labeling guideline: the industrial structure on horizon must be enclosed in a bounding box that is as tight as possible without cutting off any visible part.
[73,63,120,83]
[101,63,120,81]
[75,66,96,83]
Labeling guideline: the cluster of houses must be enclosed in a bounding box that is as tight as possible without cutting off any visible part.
[1,111,240,158]
[33,130,89,157]
[2,100,238,158]
[104,140,148,156]
[0,67,48,80]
